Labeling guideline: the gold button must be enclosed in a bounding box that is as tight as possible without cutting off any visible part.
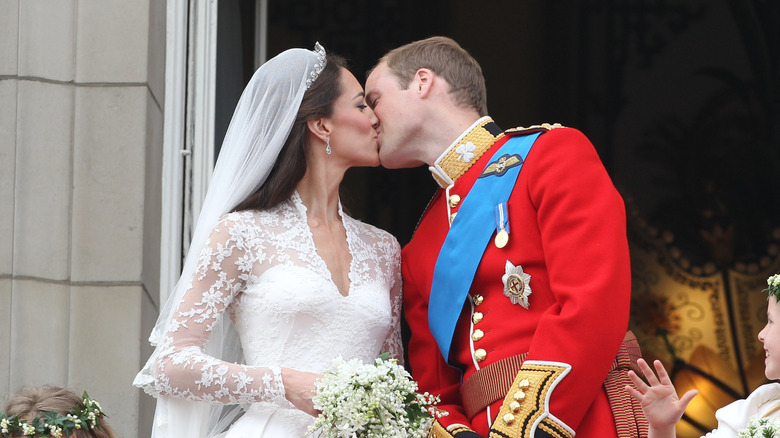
[473,294,484,306]
[519,378,530,389]
[474,348,487,362]
[513,391,526,401]
[503,413,515,425]
[471,329,484,342]
[449,194,461,208]
[472,311,483,324]
[449,212,457,223]
[509,401,521,412]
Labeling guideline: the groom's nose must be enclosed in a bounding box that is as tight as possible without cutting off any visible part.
[369,111,379,131]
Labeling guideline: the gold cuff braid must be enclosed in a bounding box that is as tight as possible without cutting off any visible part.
[488,361,573,438]
[428,419,476,438]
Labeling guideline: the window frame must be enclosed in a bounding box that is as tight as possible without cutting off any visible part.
[160,0,267,305]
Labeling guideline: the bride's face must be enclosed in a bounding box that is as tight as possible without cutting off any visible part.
[758,296,780,380]
[326,68,380,167]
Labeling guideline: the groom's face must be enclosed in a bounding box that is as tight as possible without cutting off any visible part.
[365,63,420,169]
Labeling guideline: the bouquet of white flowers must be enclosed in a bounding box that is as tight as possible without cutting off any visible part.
[308,353,445,438]
[737,417,780,438]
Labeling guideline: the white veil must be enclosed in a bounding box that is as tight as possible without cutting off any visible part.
[134,43,327,437]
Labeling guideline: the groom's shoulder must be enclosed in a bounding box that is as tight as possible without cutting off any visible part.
[503,123,594,157]
[504,122,566,137]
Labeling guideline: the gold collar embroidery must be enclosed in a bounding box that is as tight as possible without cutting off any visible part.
[429,117,504,188]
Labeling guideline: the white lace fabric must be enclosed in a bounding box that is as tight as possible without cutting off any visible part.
[135,193,402,412]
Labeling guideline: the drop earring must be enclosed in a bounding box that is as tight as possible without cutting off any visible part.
[325,136,332,155]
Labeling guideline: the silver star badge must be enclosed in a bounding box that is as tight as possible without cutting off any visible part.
[502,260,532,308]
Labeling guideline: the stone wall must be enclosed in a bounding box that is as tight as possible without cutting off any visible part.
[0,1,164,436]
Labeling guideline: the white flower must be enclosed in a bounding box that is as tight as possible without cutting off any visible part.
[737,416,780,437]
[455,142,477,162]
[502,261,532,309]
[232,371,254,392]
[765,274,780,298]
[200,288,224,308]
[308,354,445,437]
[235,252,255,272]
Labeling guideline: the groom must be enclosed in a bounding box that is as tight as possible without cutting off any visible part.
[366,37,638,438]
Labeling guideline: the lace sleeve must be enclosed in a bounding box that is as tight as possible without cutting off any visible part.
[151,214,287,405]
[381,238,404,366]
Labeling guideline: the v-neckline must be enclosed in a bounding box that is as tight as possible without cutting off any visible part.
[292,191,354,297]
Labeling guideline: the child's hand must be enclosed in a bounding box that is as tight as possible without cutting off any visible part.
[625,358,698,437]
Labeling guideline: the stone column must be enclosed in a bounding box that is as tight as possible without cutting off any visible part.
[0,1,164,436]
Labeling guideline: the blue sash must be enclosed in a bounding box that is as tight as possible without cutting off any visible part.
[428,133,540,363]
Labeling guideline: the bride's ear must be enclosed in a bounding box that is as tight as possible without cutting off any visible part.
[306,118,331,144]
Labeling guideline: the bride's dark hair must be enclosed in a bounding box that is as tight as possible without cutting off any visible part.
[232,52,347,212]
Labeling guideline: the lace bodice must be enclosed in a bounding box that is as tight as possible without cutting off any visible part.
[135,193,402,408]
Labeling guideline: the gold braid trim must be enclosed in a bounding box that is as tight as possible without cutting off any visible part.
[428,419,452,438]
[450,425,474,435]
[538,417,573,438]
[488,361,574,438]
[432,118,503,188]
[503,123,564,135]
[428,419,476,438]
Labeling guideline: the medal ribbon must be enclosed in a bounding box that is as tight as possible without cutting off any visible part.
[495,203,510,233]
[428,132,540,363]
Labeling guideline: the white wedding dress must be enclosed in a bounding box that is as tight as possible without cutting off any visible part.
[137,192,403,437]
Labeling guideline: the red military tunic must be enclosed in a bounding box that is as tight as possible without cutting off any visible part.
[403,118,631,437]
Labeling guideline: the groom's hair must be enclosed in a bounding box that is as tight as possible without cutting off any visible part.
[379,36,487,116]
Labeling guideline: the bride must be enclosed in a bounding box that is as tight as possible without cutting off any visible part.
[133,44,403,437]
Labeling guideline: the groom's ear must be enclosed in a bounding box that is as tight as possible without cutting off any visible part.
[306,118,331,143]
[414,68,434,98]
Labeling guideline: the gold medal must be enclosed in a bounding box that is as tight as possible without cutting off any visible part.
[495,229,509,248]
[494,203,510,248]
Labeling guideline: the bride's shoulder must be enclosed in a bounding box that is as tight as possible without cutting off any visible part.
[212,210,269,235]
[346,216,400,249]
[218,209,258,225]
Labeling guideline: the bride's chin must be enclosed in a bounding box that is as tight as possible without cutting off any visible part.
[348,156,380,168]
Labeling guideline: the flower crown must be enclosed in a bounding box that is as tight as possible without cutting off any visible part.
[765,274,780,301]
[0,392,106,437]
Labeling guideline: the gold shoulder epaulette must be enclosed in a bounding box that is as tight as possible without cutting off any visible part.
[505,123,564,136]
